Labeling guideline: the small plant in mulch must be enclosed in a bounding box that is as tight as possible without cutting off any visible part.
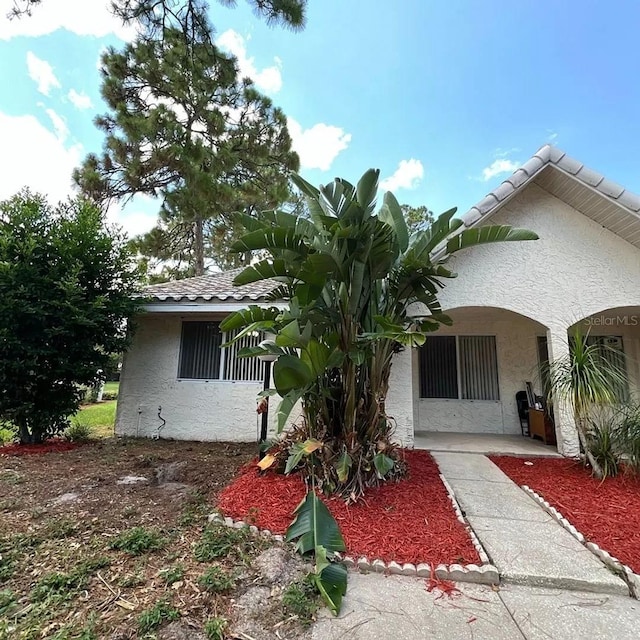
[204,616,227,640]
[110,527,166,556]
[64,421,93,444]
[198,566,235,593]
[44,517,78,540]
[0,589,16,616]
[137,598,180,634]
[160,564,185,586]
[281,579,320,626]
[30,557,110,604]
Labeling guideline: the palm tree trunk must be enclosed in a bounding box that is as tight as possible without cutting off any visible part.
[576,415,604,478]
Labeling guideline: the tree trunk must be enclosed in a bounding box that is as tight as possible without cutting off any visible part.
[194,216,205,276]
[576,416,604,478]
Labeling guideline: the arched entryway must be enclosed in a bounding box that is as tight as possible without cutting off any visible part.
[413,306,549,438]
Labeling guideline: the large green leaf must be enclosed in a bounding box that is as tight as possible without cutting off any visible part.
[284,438,323,474]
[379,191,409,252]
[286,491,346,555]
[409,207,461,260]
[373,452,395,478]
[233,259,293,285]
[276,389,303,433]
[300,339,331,378]
[335,451,352,483]
[273,355,314,395]
[356,169,380,216]
[313,553,348,616]
[220,305,280,332]
[446,225,538,254]
[230,228,308,254]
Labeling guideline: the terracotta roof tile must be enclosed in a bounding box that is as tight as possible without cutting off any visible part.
[144,268,278,302]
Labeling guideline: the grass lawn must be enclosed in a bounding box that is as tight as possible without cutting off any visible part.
[104,381,119,396]
[73,400,117,439]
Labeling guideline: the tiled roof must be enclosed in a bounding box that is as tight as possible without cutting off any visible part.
[462,144,640,230]
[144,268,278,302]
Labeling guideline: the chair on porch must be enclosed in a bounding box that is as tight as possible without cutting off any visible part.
[515,390,530,436]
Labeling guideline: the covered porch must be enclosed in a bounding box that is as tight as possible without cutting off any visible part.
[387,305,640,456]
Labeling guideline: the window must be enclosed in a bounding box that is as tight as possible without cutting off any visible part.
[586,335,629,402]
[419,335,499,400]
[178,321,263,381]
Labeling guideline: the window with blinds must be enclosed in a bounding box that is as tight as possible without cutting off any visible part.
[178,321,263,382]
[419,335,499,401]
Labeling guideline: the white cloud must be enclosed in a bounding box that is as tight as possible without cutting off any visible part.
[0,109,157,238]
[380,159,424,191]
[481,158,520,181]
[286,118,351,171]
[106,202,158,238]
[26,51,60,95]
[0,0,135,40]
[68,89,93,110]
[216,29,283,93]
[0,111,82,203]
[45,108,68,141]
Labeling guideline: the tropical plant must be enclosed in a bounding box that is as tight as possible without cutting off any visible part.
[285,455,347,616]
[222,169,538,498]
[547,330,628,478]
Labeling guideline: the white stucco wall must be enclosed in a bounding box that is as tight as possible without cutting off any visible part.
[415,309,545,435]
[116,314,300,442]
[436,184,640,326]
[403,183,640,449]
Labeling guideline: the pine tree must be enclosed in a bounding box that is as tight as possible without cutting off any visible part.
[74,4,299,276]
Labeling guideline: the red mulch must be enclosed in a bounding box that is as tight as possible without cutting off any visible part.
[0,439,82,456]
[218,449,480,566]
[490,455,640,573]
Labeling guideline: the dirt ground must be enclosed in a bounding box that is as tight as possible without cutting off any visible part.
[0,438,315,639]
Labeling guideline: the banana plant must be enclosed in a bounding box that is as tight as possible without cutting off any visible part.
[222,168,538,498]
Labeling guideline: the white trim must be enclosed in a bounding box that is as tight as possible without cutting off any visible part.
[143,302,287,313]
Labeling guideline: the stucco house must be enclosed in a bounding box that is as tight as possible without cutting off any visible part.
[115,145,640,457]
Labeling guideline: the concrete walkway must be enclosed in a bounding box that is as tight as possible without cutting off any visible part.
[312,573,640,640]
[433,452,627,595]
[415,432,560,457]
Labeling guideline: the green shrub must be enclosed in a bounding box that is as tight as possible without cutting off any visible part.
[204,616,227,640]
[618,403,640,475]
[137,599,180,634]
[160,564,185,586]
[586,421,619,479]
[65,421,92,443]
[110,527,166,556]
[101,391,118,401]
[198,566,235,593]
[0,589,16,616]
[282,580,319,626]
[194,525,260,563]
[0,424,15,445]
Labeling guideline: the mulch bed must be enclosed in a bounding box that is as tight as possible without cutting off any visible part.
[490,455,640,574]
[0,439,82,456]
[218,449,480,566]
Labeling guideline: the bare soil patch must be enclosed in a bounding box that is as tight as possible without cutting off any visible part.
[0,438,315,639]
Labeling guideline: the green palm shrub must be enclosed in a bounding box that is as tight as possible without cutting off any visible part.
[547,330,628,478]
[222,169,537,498]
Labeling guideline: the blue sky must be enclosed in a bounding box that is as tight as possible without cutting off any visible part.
[1,0,639,236]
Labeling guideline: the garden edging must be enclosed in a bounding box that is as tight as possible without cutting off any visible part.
[520,485,640,599]
[210,488,501,588]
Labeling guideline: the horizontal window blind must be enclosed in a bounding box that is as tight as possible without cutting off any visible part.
[419,336,458,398]
[459,336,499,400]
